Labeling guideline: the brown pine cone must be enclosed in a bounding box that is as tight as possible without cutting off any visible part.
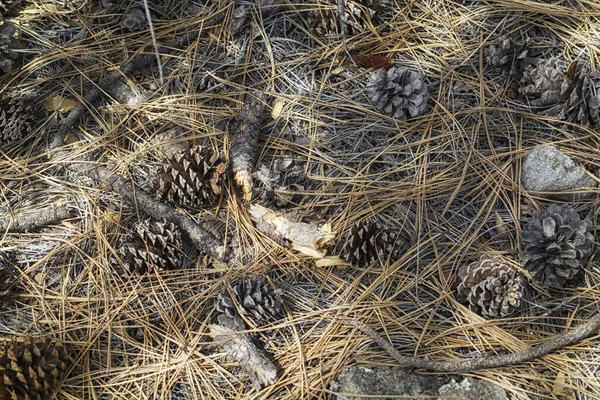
[341,220,407,266]
[306,0,386,37]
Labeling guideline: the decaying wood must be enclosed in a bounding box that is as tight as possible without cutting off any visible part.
[230,91,268,200]
[54,152,226,260]
[248,204,335,258]
[49,11,226,150]
[209,323,278,391]
[348,316,600,372]
[0,203,76,232]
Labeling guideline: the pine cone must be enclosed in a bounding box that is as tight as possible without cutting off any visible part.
[0,20,18,76]
[367,67,429,120]
[456,256,523,318]
[0,255,14,308]
[556,65,600,128]
[484,38,531,76]
[0,336,69,400]
[522,204,594,288]
[306,0,385,37]
[341,221,406,266]
[155,145,227,209]
[119,219,183,274]
[520,58,572,107]
[216,275,284,330]
[120,8,146,32]
[0,91,33,147]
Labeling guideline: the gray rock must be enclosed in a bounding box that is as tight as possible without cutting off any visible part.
[521,145,597,200]
[330,366,508,400]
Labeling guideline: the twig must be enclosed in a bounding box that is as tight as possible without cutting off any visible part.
[347,316,600,372]
[230,91,268,200]
[141,0,163,86]
[0,203,75,233]
[48,11,226,151]
[56,153,226,259]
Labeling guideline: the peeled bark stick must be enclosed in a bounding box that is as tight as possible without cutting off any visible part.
[0,203,75,232]
[348,316,600,372]
[57,154,225,259]
[49,12,226,150]
[230,91,268,200]
[209,323,278,390]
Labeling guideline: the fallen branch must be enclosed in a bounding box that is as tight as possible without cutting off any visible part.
[208,323,278,391]
[57,154,225,259]
[230,91,268,200]
[0,203,76,233]
[347,316,600,372]
[49,9,227,150]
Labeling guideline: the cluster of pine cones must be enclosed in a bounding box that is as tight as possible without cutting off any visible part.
[456,204,594,318]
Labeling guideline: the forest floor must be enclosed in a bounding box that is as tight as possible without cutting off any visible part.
[1,0,600,399]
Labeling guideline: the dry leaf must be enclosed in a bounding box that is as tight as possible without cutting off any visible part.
[315,256,350,268]
[43,96,77,112]
[271,98,285,120]
[249,204,335,258]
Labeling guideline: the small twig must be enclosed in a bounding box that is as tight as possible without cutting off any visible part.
[0,203,76,233]
[141,0,163,86]
[347,316,600,372]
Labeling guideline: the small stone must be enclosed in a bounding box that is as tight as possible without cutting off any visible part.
[521,145,597,200]
[330,366,508,400]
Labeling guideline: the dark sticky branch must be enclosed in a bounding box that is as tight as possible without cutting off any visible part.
[348,316,600,372]
[0,203,75,233]
[230,90,268,200]
[49,11,226,150]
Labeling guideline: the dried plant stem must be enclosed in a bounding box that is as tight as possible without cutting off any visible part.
[348,317,600,372]
[0,203,75,232]
[142,0,163,86]
[57,154,226,259]
[49,12,226,150]
[230,91,268,200]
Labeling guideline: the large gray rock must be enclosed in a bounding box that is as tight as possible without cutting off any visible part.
[330,366,508,400]
[521,145,597,200]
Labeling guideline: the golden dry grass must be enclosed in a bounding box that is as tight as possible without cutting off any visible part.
[2,0,600,399]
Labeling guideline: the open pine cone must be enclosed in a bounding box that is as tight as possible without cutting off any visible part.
[0,337,70,400]
[484,37,532,77]
[522,204,594,288]
[0,20,18,76]
[456,256,523,318]
[341,220,406,266]
[155,145,227,209]
[216,275,284,330]
[367,67,429,120]
[0,91,34,147]
[119,219,183,274]
[520,58,571,107]
[306,0,385,37]
[555,65,600,128]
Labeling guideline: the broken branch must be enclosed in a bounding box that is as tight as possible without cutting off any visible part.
[0,203,76,232]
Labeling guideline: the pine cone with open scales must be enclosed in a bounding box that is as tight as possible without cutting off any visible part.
[522,204,593,288]
[367,67,429,120]
[341,220,406,267]
[306,0,385,37]
[457,255,524,318]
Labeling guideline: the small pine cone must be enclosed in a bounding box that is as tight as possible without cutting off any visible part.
[520,58,572,107]
[216,275,284,330]
[367,67,429,120]
[456,256,523,318]
[0,336,70,400]
[341,221,406,266]
[0,20,19,75]
[155,145,227,209]
[484,38,531,76]
[557,66,600,128]
[119,219,183,274]
[522,204,594,288]
[0,91,33,147]
[306,0,385,37]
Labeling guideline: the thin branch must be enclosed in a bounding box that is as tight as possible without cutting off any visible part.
[0,203,75,233]
[142,0,163,86]
[347,316,600,372]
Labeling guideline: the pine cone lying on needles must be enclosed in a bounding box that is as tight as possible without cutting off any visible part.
[456,256,523,318]
[216,275,284,330]
[306,0,385,37]
[0,336,70,400]
[367,67,429,120]
[154,145,227,209]
[0,91,33,147]
[520,58,571,107]
[555,63,600,128]
[341,220,407,266]
[0,20,18,76]
[119,219,182,274]
[484,37,531,76]
[522,204,594,288]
